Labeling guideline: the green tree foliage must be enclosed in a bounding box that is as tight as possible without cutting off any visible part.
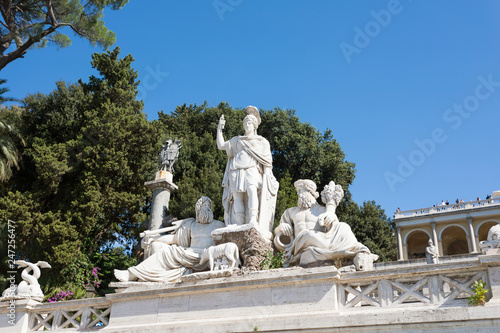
[343,200,397,262]
[0,48,158,289]
[0,1,129,70]
[0,79,24,181]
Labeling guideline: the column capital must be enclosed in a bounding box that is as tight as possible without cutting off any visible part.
[144,178,178,192]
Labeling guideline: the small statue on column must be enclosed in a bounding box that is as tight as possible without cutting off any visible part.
[160,138,182,173]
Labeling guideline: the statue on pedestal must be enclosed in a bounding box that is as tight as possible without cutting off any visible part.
[274,179,378,270]
[216,105,279,238]
[425,239,439,264]
[160,138,182,173]
[114,197,227,282]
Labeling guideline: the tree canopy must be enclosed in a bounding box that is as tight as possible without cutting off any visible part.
[0,48,158,291]
[0,0,129,70]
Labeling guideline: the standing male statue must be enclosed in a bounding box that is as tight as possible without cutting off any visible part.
[425,239,439,264]
[216,105,279,236]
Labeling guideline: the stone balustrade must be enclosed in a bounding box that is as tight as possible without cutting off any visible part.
[394,198,500,219]
[2,255,500,332]
[0,297,111,333]
[29,298,110,331]
[339,258,488,308]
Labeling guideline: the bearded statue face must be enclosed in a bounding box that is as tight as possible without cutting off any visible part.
[195,197,214,224]
[297,190,317,209]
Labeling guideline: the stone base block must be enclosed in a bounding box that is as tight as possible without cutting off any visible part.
[211,224,273,271]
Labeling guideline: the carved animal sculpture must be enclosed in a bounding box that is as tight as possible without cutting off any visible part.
[199,242,241,271]
[2,260,51,301]
[353,252,379,271]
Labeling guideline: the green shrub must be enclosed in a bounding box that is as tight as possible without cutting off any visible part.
[468,280,489,306]
[261,250,283,270]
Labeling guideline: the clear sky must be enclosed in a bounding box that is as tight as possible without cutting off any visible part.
[2,0,499,217]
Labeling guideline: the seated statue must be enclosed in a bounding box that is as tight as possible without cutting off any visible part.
[274,179,377,269]
[114,196,225,282]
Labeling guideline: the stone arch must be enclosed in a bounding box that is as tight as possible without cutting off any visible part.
[440,225,469,256]
[476,220,500,242]
[405,229,431,259]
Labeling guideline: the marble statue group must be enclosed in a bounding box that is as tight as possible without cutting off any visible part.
[114,105,379,283]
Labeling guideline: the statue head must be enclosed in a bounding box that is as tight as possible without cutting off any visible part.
[244,105,261,130]
[294,179,319,209]
[195,196,214,224]
[487,224,500,240]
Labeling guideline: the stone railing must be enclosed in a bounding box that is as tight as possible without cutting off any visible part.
[394,197,500,219]
[2,255,500,332]
[338,260,487,308]
[28,298,111,331]
[0,297,111,332]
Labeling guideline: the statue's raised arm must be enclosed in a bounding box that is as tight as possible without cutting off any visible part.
[218,106,279,239]
[217,115,226,150]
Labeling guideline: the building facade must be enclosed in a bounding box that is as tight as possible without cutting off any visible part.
[394,197,500,260]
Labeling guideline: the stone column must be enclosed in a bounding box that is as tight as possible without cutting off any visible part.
[438,240,444,257]
[430,222,439,255]
[403,243,409,260]
[467,217,478,253]
[396,227,404,261]
[144,171,178,231]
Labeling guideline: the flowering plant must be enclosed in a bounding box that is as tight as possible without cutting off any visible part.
[66,258,102,290]
[47,289,74,303]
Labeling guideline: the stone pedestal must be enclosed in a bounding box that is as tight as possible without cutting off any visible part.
[0,299,39,333]
[144,171,178,231]
[479,254,500,305]
[211,224,273,271]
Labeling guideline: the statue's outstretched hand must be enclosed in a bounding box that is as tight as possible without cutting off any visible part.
[218,115,226,130]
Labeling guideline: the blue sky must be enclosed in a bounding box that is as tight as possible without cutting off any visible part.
[2,0,499,217]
